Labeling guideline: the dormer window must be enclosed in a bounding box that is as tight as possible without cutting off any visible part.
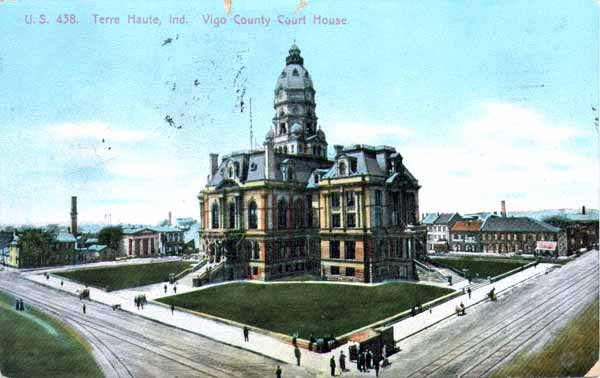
[292,69,299,76]
[314,174,320,184]
[350,159,357,173]
[250,162,257,171]
[338,162,347,176]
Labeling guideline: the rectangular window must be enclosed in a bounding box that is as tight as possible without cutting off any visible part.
[252,266,258,275]
[345,267,355,277]
[331,214,341,228]
[346,213,356,228]
[330,192,340,208]
[330,241,340,259]
[345,192,355,208]
[330,266,340,275]
[375,190,382,206]
[345,241,356,260]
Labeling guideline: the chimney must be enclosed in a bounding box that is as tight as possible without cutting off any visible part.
[209,153,219,177]
[333,145,344,157]
[168,211,172,226]
[501,200,506,217]
[582,205,586,215]
[70,196,78,236]
[264,137,275,180]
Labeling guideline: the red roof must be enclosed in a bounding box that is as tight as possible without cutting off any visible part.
[451,220,482,232]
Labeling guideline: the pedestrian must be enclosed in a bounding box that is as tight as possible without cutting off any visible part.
[82,304,86,314]
[174,285,177,294]
[46,273,49,280]
[460,301,465,315]
[330,355,336,377]
[164,284,167,294]
[467,287,472,299]
[339,350,346,372]
[135,296,140,310]
[15,298,19,311]
[60,280,64,287]
[294,346,301,366]
[367,349,373,370]
[243,326,249,342]
[275,365,282,378]
[292,333,297,347]
[171,303,175,314]
[358,350,365,371]
[374,356,380,377]
[19,299,24,311]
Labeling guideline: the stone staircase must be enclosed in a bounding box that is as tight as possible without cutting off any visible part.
[176,260,224,287]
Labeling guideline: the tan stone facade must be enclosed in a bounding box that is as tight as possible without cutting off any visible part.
[197,45,424,283]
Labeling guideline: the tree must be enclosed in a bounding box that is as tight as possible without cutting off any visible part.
[20,229,52,267]
[98,226,123,251]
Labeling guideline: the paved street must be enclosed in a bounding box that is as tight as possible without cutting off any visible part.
[0,272,316,378]
[342,251,598,377]
[0,252,596,377]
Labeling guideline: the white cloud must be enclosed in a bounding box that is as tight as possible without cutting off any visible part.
[326,103,594,216]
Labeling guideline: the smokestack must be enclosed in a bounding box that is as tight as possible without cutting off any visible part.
[501,200,506,217]
[209,153,219,177]
[70,196,78,236]
[168,211,172,226]
[582,205,586,215]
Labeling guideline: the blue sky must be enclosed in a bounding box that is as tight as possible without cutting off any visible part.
[0,0,597,225]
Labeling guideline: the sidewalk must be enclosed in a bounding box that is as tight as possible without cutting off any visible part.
[24,262,555,375]
[392,263,554,341]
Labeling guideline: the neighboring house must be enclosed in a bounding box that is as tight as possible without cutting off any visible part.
[149,226,185,255]
[7,230,77,268]
[480,215,566,256]
[77,244,110,263]
[543,207,598,254]
[198,44,423,283]
[428,213,463,252]
[450,220,483,252]
[120,228,161,257]
[120,226,185,257]
[422,213,439,252]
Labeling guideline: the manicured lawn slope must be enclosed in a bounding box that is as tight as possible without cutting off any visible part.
[158,282,453,339]
[432,257,528,279]
[0,292,103,378]
[56,261,193,291]
[491,299,598,378]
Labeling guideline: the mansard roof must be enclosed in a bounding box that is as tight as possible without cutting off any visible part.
[207,149,332,187]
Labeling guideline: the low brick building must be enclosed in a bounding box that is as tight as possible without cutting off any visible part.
[450,220,483,252]
[480,215,566,256]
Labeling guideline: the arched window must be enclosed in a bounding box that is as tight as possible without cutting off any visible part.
[228,202,236,229]
[248,201,258,229]
[277,199,288,228]
[211,203,219,229]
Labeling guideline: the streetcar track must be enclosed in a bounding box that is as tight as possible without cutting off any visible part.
[0,285,230,378]
[406,266,598,378]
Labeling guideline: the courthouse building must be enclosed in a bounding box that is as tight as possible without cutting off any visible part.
[198,44,424,283]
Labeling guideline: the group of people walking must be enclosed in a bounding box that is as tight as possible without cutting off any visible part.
[135,294,148,310]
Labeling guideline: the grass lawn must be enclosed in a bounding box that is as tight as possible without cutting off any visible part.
[431,257,528,279]
[158,282,453,339]
[56,260,194,291]
[0,292,103,378]
[491,299,599,378]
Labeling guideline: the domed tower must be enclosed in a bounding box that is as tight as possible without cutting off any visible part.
[271,44,327,158]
